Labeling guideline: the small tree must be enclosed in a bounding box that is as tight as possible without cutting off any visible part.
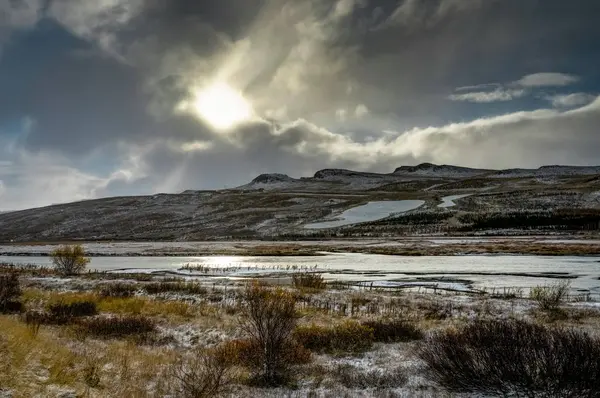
[50,244,90,276]
[241,283,298,386]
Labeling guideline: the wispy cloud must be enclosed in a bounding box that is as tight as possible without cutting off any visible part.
[545,93,595,108]
[449,72,581,103]
[517,73,579,87]
[448,88,526,103]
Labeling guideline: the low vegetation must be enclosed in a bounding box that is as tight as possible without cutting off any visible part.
[332,364,408,389]
[97,283,137,298]
[0,273,21,313]
[75,315,156,339]
[419,319,600,397]
[292,272,327,291]
[294,321,375,354]
[530,280,571,311]
[143,281,207,295]
[2,262,600,396]
[45,300,98,324]
[23,289,194,318]
[362,318,423,342]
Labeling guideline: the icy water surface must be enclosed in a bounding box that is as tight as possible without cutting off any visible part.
[3,253,600,296]
[304,200,425,229]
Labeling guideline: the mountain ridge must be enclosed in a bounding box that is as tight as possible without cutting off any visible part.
[241,163,600,189]
[1,162,599,242]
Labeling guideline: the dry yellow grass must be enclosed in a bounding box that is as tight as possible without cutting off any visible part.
[0,315,79,395]
[22,289,194,319]
[0,315,178,397]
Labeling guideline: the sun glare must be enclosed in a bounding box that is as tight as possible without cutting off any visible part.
[194,83,253,130]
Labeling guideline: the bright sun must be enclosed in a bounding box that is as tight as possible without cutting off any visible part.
[194,83,253,130]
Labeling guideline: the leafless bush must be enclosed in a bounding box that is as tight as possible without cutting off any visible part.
[172,347,233,398]
[419,319,600,397]
[50,244,90,276]
[530,280,571,311]
[240,283,299,386]
[0,273,21,313]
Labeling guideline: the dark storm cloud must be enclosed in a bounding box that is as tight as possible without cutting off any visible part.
[0,0,600,210]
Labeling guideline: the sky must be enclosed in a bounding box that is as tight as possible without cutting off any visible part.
[1,0,600,210]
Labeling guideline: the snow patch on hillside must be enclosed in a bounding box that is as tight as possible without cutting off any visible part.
[305,200,425,229]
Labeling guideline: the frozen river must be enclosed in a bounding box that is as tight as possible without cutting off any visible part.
[3,253,600,296]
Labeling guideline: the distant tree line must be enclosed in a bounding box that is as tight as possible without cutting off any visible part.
[458,209,600,231]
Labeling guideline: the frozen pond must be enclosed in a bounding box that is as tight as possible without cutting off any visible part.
[3,253,600,296]
[304,200,425,229]
[438,194,471,208]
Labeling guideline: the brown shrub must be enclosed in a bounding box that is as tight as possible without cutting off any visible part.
[75,315,156,339]
[419,319,600,397]
[172,347,233,398]
[143,281,207,295]
[294,321,374,354]
[292,273,326,291]
[362,318,423,343]
[97,283,137,298]
[46,301,98,324]
[0,273,21,313]
[218,338,311,369]
[240,283,299,386]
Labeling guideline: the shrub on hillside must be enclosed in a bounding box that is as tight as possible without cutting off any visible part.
[418,319,600,397]
[50,245,90,276]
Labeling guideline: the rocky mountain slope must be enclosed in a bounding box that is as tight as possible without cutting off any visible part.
[1,163,600,241]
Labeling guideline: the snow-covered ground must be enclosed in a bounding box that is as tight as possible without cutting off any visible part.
[304,200,425,229]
